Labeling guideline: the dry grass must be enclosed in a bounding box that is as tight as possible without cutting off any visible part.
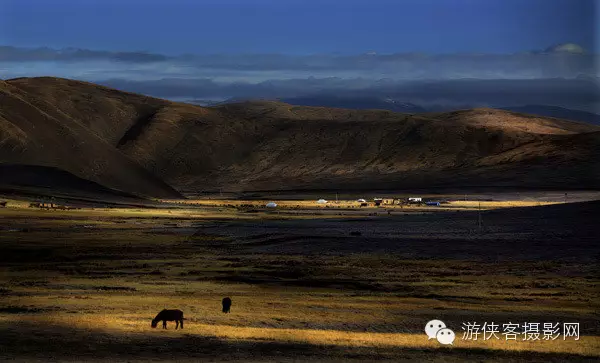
[0,199,362,220]
[1,198,599,361]
[2,314,597,356]
[163,198,559,211]
[445,200,558,209]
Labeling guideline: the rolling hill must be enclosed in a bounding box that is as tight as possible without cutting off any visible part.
[278,96,600,126]
[499,105,600,126]
[0,78,182,198]
[1,77,599,196]
[279,96,428,113]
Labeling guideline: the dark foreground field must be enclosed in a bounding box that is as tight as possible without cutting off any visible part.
[0,199,599,362]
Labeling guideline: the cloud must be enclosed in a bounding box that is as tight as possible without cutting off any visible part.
[1,45,597,112]
[0,46,168,63]
[0,45,596,82]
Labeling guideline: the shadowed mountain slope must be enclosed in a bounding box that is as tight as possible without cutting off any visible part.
[0,164,145,203]
[0,78,182,198]
[1,77,599,195]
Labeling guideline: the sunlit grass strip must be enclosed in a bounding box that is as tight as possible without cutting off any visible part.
[0,204,353,220]
[164,198,560,210]
[3,315,598,356]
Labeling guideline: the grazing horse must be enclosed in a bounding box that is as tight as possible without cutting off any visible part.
[151,309,184,329]
[222,297,232,313]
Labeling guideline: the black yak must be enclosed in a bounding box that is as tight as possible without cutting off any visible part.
[222,297,232,313]
[151,309,184,329]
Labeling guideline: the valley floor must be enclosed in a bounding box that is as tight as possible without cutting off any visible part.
[0,194,598,362]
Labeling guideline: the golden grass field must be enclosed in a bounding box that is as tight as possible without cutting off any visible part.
[1,196,598,362]
[166,198,559,211]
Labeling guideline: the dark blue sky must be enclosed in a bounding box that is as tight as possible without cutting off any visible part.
[0,0,596,55]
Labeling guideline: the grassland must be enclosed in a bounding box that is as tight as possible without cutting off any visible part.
[166,198,560,211]
[0,196,599,362]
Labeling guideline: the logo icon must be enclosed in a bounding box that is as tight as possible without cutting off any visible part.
[425,319,455,345]
[436,328,456,345]
[425,319,446,340]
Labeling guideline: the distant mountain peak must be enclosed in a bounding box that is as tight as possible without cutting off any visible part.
[544,43,586,54]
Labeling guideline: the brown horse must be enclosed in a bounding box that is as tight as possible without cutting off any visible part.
[151,309,184,329]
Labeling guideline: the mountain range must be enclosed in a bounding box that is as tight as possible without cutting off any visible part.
[276,96,600,126]
[1,77,598,198]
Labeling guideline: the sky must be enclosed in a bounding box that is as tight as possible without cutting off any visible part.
[0,0,597,111]
[0,0,596,55]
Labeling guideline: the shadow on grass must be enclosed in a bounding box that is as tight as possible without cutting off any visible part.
[0,320,596,362]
